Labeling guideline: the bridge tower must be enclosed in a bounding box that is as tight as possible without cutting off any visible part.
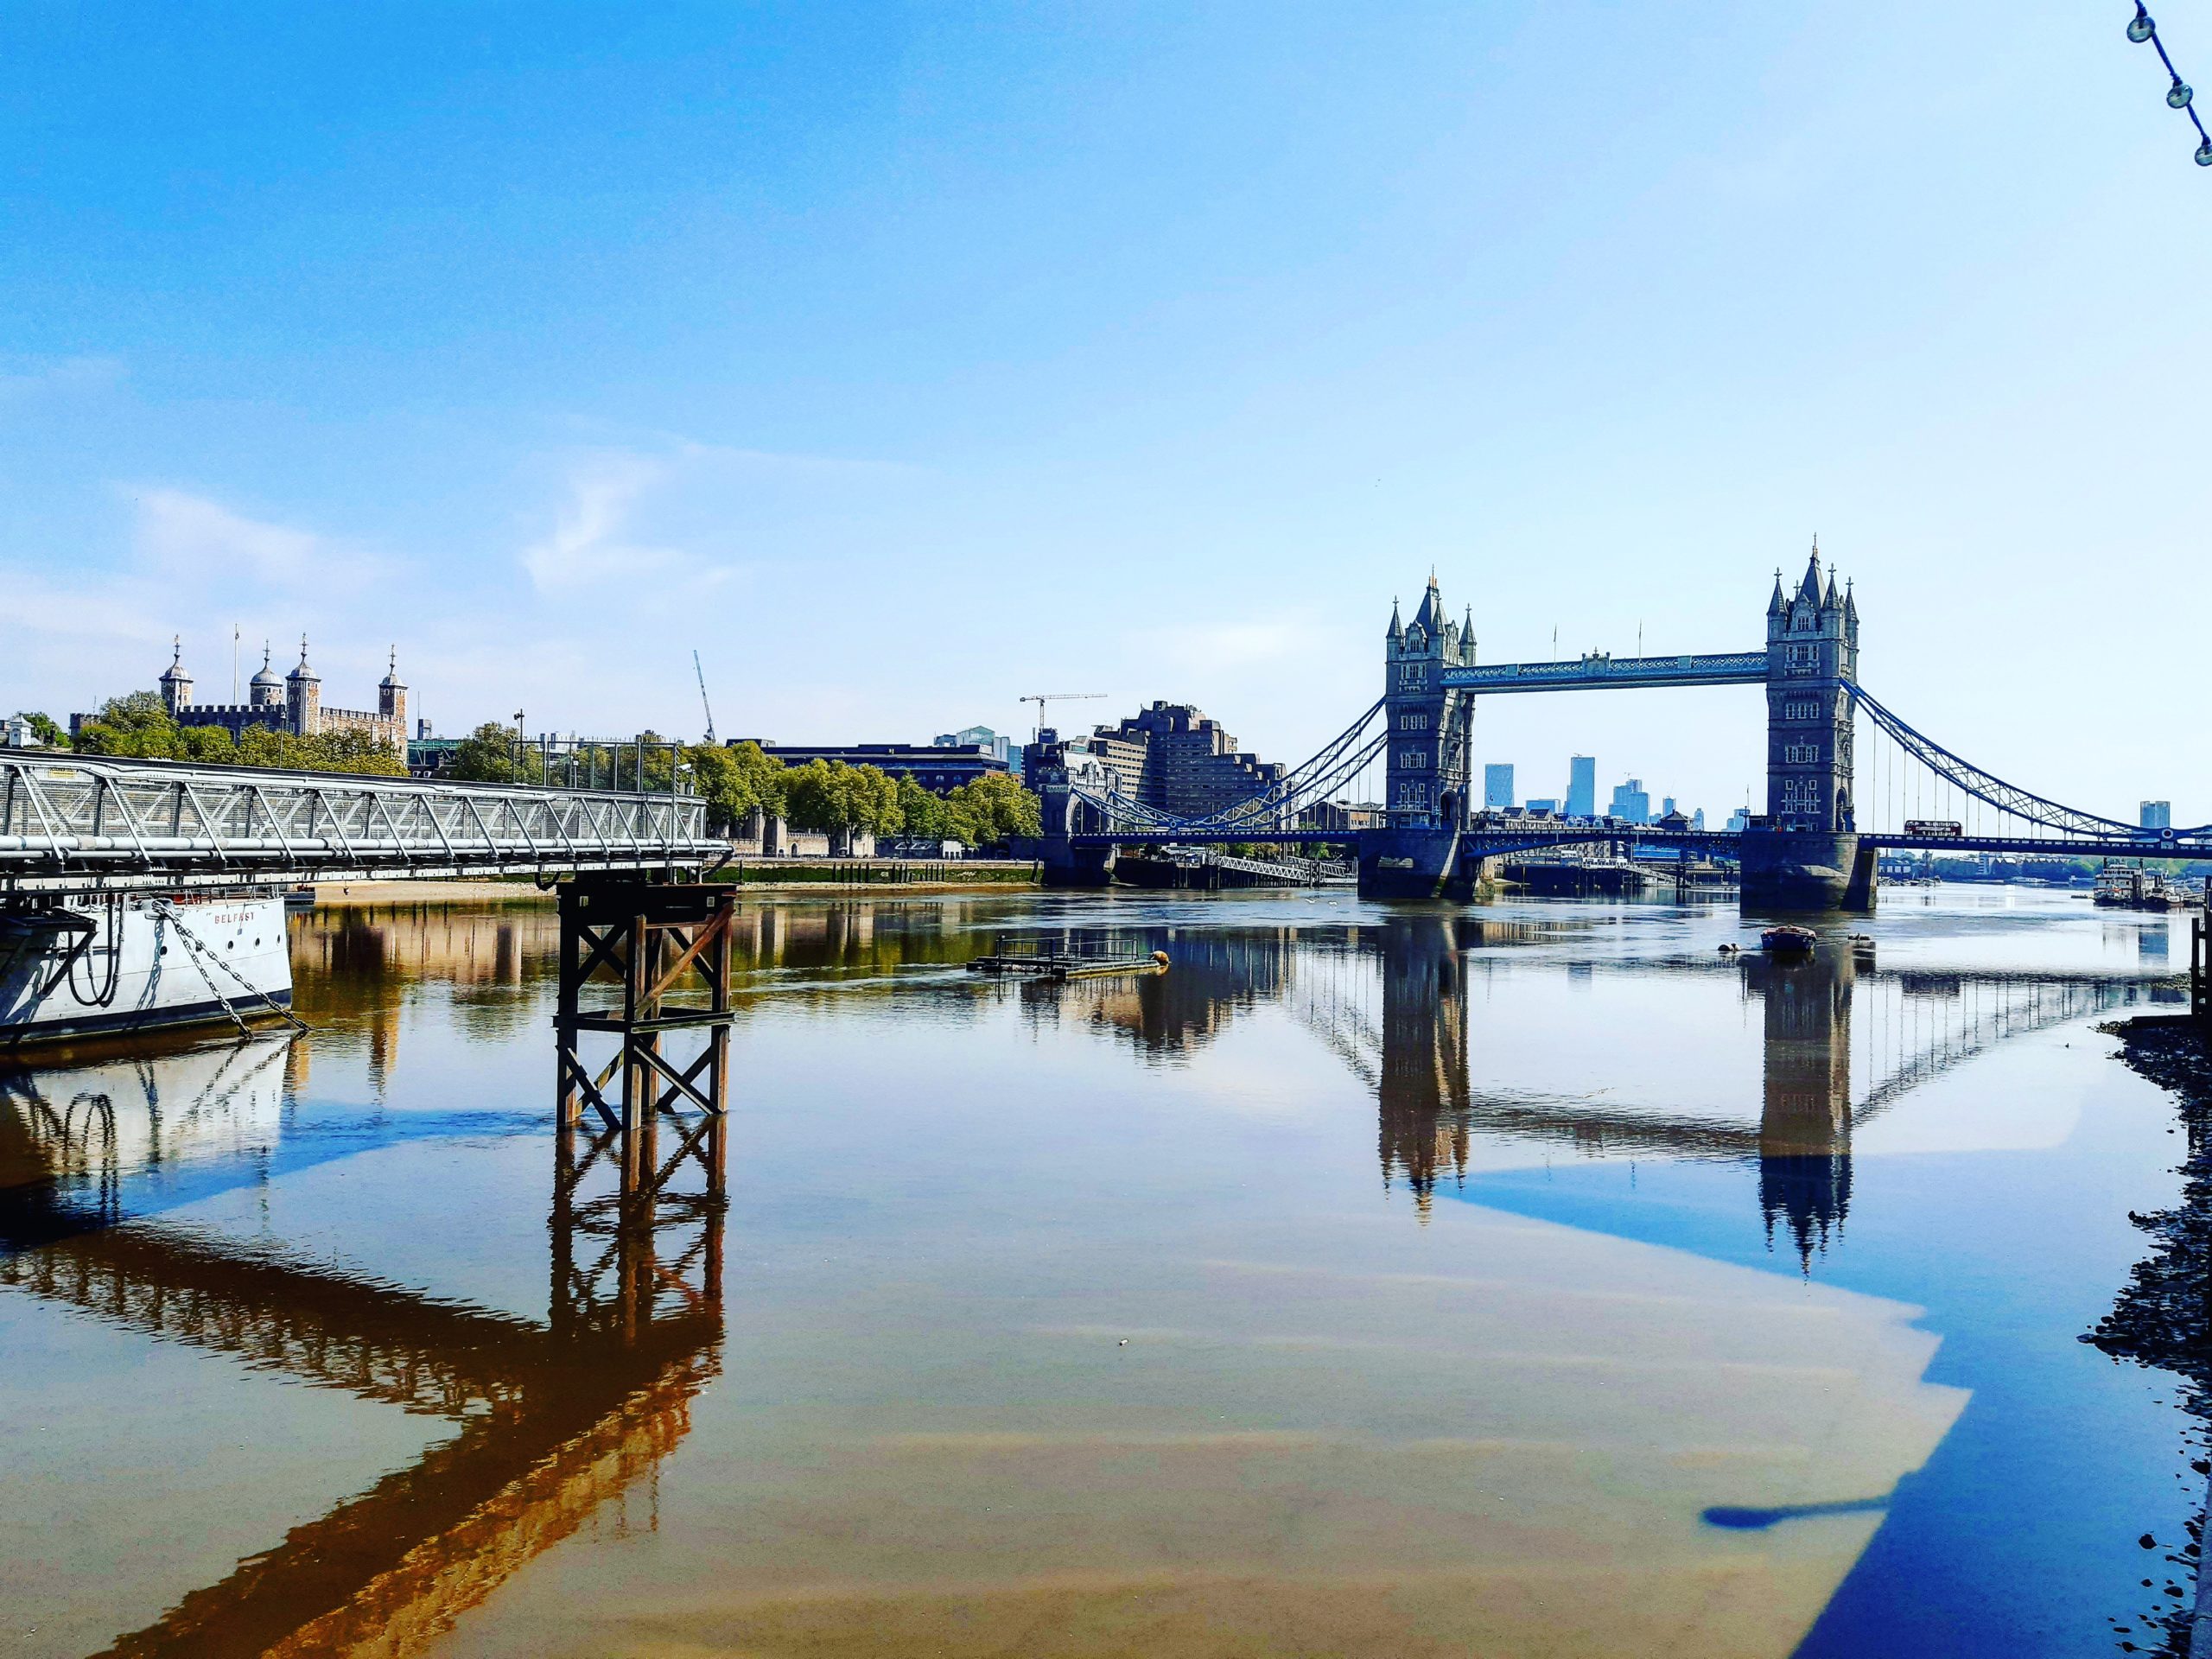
[1383,575,1475,830]
[1744,548,1874,911]
[1362,575,1480,899]
[1764,548,1858,834]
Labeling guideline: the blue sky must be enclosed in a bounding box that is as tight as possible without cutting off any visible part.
[2,2,2205,823]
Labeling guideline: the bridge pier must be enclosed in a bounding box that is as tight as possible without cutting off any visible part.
[1357,827,1464,901]
[1739,830,1877,914]
[1040,836,1116,888]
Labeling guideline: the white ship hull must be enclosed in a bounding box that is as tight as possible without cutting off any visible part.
[0,894,293,1046]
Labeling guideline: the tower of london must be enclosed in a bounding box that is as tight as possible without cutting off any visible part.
[153,637,409,757]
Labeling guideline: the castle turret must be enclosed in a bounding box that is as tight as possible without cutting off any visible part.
[285,637,321,735]
[159,637,193,713]
[249,644,283,710]
[378,646,407,728]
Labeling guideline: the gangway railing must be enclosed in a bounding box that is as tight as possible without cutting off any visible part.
[0,753,729,894]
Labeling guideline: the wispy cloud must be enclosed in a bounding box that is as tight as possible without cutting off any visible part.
[0,489,406,714]
[0,354,124,400]
[519,451,732,593]
[133,488,323,588]
[518,440,925,595]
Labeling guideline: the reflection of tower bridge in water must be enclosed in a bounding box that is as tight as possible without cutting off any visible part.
[1274,918,2162,1256]
[1027,912,2168,1260]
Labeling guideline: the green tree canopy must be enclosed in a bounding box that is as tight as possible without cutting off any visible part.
[70,692,188,758]
[448,721,525,783]
[688,741,789,830]
[894,775,953,842]
[782,759,903,836]
[944,772,1041,846]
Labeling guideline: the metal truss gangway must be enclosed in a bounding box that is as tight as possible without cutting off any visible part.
[0,752,730,895]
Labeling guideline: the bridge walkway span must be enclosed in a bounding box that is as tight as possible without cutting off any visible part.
[1,752,728,896]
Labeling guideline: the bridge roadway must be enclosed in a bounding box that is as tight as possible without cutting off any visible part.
[1073,823,2192,862]
[0,752,730,895]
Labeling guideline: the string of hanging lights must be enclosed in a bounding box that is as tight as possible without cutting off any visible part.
[2126,3,2212,165]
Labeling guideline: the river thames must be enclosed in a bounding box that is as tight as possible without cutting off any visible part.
[1,886,2198,1657]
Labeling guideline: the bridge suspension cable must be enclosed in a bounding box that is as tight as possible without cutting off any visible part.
[1850,684,2208,845]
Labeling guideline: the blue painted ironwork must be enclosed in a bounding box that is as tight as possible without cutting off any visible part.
[1850,685,2211,849]
[1864,832,2212,857]
[1440,651,1769,693]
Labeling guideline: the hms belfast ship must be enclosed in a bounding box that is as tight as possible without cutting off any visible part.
[0,892,293,1046]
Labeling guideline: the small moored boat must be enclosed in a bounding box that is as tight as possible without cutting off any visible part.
[1759,925,1819,954]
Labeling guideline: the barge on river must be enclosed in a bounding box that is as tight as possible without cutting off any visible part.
[0,890,293,1047]
[2093,863,2195,912]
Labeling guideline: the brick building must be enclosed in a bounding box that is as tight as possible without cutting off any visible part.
[1027,701,1287,822]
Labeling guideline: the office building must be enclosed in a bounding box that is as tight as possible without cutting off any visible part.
[1484,763,1516,810]
[1025,702,1287,821]
[1567,755,1597,818]
[735,741,1010,794]
[2142,800,2172,831]
[935,725,1016,766]
[1608,778,1651,824]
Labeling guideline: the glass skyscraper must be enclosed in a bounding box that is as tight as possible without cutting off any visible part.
[1567,755,1597,818]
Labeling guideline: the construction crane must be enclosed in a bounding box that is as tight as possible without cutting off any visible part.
[693,650,718,747]
[1020,692,1107,743]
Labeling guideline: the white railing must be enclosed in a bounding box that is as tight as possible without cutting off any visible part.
[0,753,728,892]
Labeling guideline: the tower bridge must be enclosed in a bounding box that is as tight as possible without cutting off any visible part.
[1040,551,2208,909]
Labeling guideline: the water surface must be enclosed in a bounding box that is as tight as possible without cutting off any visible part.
[0,887,2196,1657]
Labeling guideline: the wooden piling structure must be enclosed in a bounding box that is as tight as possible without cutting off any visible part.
[554,878,736,1201]
[551,878,736,1344]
